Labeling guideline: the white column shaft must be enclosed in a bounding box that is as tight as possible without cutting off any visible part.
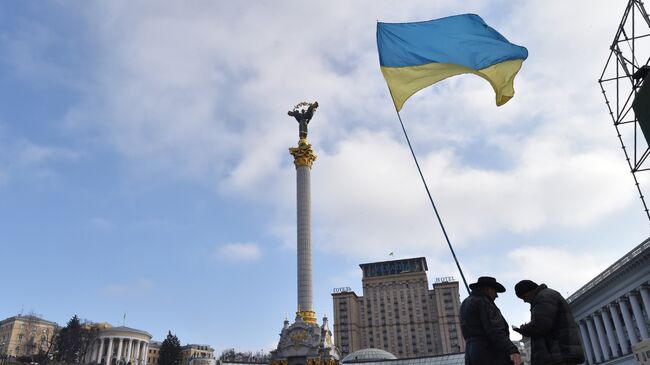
[593,314,611,360]
[97,341,101,363]
[600,309,619,358]
[132,341,139,364]
[629,292,649,340]
[135,341,139,364]
[116,338,124,363]
[619,298,639,345]
[640,287,650,324]
[579,321,595,365]
[143,344,149,365]
[137,342,144,365]
[586,317,603,363]
[106,338,114,365]
[97,338,105,364]
[126,339,133,363]
[608,304,630,354]
[296,165,313,313]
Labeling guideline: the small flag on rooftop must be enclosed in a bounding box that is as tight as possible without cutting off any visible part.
[377,14,528,111]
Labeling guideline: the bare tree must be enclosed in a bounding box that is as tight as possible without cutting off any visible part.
[78,321,100,364]
[219,349,270,363]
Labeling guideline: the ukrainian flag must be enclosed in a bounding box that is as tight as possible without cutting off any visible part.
[377,14,528,111]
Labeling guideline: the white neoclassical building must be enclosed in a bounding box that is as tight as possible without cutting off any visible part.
[84,325,152,365]
[568,237,650,365]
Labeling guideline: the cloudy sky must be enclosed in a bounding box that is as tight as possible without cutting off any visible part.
[1,0,649,355]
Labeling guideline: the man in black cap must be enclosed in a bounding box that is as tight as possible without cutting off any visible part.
[460,276,521,365]
[513,280,584,365]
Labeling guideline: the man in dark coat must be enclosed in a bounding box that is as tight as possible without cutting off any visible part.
[460,276,521,365]
[513,280,585,365]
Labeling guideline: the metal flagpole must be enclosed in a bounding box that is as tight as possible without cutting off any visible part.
[395,111,471,295]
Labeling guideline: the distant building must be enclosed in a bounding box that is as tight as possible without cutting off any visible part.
[146,342,215,365]
[0,314,58,358]
[332,257,464,358]
[147,341,162,365]
[0,315,217,365]
[181,344,215,365]
[568,237,650,365]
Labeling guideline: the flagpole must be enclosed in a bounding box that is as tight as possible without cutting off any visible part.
[395,111,471,295]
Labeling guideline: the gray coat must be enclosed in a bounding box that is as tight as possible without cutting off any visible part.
[517,284,585,365]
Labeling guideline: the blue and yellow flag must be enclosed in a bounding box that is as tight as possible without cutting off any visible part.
[377,14,528,111]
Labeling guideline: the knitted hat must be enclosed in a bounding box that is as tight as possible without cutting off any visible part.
[515,280,539,298]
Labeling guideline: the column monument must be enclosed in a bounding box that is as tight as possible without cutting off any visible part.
[270,101,340,365]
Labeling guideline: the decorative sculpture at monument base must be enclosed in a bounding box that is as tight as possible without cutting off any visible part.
[270,315,339,365]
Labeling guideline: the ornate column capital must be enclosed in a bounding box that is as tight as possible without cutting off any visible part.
[289,139,317,168]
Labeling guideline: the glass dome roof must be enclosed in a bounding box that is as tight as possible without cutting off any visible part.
[342,348,398,363]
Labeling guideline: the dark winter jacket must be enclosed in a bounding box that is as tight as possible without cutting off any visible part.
[517,284,585,365]
[460,290,518,365]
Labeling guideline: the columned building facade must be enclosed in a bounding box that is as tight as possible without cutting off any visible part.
[568,237,650,365]
[85,326,152,365]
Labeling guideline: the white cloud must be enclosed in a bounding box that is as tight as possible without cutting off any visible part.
[51,0,644,262]
[215,243,262,262]
[101,278,153,297]
[16,142,80,165]
[0,128,81,186]
[91,217,114,231]
[503,246,613,295]
[298,129,632,257]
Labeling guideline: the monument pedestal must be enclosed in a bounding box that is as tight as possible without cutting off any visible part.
[270,316,339,365]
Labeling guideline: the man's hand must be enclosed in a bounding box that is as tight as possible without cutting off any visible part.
[510,353,521,365]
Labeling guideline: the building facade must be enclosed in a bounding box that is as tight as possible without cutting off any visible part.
[0,315,58,358]
[332,257,465,358]
[147,341,161,365]
[147,341,215,365]
[568,237,650,365]
[84,325,152,365]
[181,344,215,365]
